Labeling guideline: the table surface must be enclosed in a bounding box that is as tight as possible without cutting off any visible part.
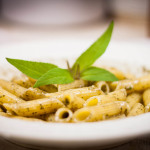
[0,135,150,150]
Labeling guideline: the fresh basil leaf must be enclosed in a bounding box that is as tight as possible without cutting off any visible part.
[72,21,114,72]
[6,58,57,79]
[80,66,118,81]
[34,68,74,88]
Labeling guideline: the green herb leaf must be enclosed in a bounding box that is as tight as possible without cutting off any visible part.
[34,68,74,88]
[6,58,57,79]
[72,21,114,72]
[80,66,118,81]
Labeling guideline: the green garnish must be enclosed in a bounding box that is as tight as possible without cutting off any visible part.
[34,68,74,88]
[72,21,114,72]
[80,67,118,81]
[6,58,57,79]
[6,21,118,87]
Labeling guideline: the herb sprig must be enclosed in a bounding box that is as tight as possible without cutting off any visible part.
[6,21,118,88]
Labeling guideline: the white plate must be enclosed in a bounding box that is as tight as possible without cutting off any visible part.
[0,39,150,149]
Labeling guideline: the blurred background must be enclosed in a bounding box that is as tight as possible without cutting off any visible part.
[0,0,149,45]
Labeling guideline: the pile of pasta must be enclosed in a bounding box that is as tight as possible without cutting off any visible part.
[0,67,150,123]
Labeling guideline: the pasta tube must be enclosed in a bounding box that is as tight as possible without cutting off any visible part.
[0,107,3,112]
[110,75,150,93]
[46,86,103,101]
[28,77,58,93]
[94,81,109,94]
[0,79,48,100]
[106,67,126,80]
[73,101,129,122]
[145,104,150,112]
[0,79,27,98]
[22,87,47,100]
[126,93,142,109]
[0,112,12,117]
[0,87,24,103]
[55,108,73,122]
[3,98,64,117]
[143,88,150,106]
[106,114,126,120]
[12,75,34,88]
[11,116,44,122]
[84,89,127,107]
[63,93,85,111]
[127,103,145,117]
[143,89,150,112]
[45,113,55,122]
[56,80,88,92]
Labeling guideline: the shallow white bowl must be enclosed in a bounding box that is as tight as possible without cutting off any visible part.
[0,39,150,149]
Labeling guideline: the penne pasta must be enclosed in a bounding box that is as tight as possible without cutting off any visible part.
[145,103,150,112]
[11,116,44,122]
[127,103,145,117]
[0,66,150,123]
[125,73,136,80]
[0,87,24,103]
[0,112,12,117]
[105,67,126,80]
[94,81,110,94]
[73,101,129,122]
[110,75,150,93]
[12,75,34,88]
[0,79,48,100]
[22,87,47,100]
[3,98,64,117]
[46,86,103,101]
[106,114,126,120]
[55,108,73,122]
[56,80,88,92]
[126,93,142,109]
[28,77,58,93]
[84,89,127,107]
[63,93,85,111]
[45,113,55,122]
[143,88,150,106]
[0,107,3,112]
[0,79,27,98]
[107,68,135,80]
